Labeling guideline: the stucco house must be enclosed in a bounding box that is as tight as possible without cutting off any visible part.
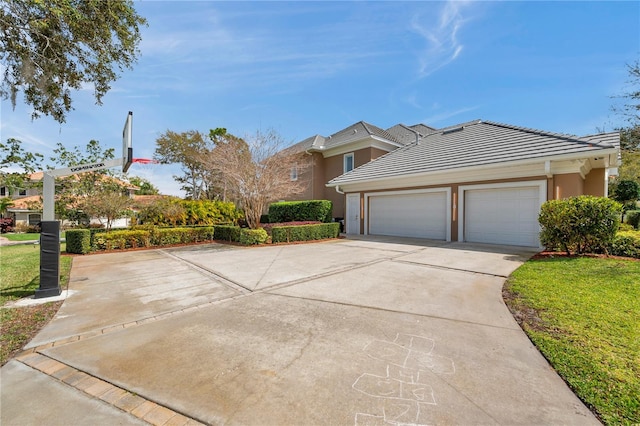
[286,121,435,218]
[289,119,619,247]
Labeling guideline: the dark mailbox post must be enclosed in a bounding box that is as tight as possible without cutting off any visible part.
[35,221,61,298]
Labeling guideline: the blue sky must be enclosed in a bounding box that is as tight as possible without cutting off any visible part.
[1,1,638,196]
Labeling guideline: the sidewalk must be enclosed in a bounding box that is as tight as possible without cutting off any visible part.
[0,236,40,246]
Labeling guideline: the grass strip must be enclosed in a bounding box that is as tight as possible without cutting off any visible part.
[1,244,72,365]
[504,256,639,425]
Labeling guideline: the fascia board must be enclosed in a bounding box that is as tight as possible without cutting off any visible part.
[327,148,618,189]
[322,136,401,158]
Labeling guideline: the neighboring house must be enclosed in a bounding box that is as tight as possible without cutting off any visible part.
[2,171,45,226]
[4,172,139,228]
[288,119,620,247]
[4,195,43,226]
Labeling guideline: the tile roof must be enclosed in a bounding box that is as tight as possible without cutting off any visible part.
[384,123,438,144]
[7,195,41,211]
[328,120,619,186]
[580,132,620,148]
[288,121,436,155]
[282,134,326,154]
[322,121,401,150]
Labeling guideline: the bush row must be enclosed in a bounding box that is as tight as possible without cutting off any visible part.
[213,225,268,245]
[268,200,332,223]
[271,222,340,243]
[66,221,341,253]
[66,227,216,253]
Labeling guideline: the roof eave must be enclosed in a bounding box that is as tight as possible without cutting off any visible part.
[327,147,619,188]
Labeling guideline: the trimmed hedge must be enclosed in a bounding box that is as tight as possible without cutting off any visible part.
[268,200,332,223]
[271,222,340,243]
[214,225,241,242]
[92,227,215,251]
[214,225,267,245]
[66,229,91,254]
[239,228,268,245]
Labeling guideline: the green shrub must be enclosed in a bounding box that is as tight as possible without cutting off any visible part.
[65,229,91,254]
[625,210,640,229]
[271,222,340,243]
[92,227,215,251]
[619,223,635,232]
[239,228,268,245]
[608,231,640,258]
[268,200,333,223]
[539,196,623,255]
[260,214,270,224]
[93,230,151,251]
[152,228,184,246]
[214,225,241,242]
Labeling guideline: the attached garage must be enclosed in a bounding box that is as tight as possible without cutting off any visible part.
[460,182,546,247]
[366,189,450,240]
[327,121,619,248]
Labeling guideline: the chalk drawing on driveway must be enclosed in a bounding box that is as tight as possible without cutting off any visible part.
[353,334,455,426]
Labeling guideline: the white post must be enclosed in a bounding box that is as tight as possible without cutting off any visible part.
[43,172,56,221]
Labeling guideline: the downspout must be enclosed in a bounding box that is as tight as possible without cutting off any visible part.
[304,148,314,198]
[335,185,344,195]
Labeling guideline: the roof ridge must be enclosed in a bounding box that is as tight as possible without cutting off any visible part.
[481,120,597,146]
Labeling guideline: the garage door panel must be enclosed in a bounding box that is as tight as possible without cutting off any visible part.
[369,192,447,239]
[465,186,541,247]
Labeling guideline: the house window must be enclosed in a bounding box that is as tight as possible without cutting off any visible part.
[290,164,298,181]
[0,187,5,196]
[344,153,354,173]
[28,214,41,225]
[18,189,27,196]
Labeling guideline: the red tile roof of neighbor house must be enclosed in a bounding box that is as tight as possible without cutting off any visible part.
[7,195,41,211]
[28,172,139,190]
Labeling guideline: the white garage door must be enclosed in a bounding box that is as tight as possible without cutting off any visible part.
[368,191,447,239]
[464,186,541,247]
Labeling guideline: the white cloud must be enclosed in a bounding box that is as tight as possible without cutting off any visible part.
[411,1,472,78]
[422,105,480,125]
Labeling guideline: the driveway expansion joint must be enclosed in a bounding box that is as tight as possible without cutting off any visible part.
[269,292,523,331]
[392,258,510,278]
[159,249,251,294]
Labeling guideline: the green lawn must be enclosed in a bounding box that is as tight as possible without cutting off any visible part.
[505,256,640,425]
[2,232,66,242]
[2,233,41,241]
[0,244,72,364]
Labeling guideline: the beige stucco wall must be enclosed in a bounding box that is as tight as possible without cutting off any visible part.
[553,173,584,199]
[322,147,390,218]
[583,168,605,197]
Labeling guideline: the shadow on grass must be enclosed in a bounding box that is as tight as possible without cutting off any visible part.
[0,277,39,300]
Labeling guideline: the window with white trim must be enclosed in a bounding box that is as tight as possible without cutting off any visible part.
[344,153,354,173]
[290,164,298,181]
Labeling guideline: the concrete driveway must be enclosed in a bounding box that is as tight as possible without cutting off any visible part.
[1,237,598,425]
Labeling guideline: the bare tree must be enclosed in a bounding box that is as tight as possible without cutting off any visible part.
[204,129,307,229]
